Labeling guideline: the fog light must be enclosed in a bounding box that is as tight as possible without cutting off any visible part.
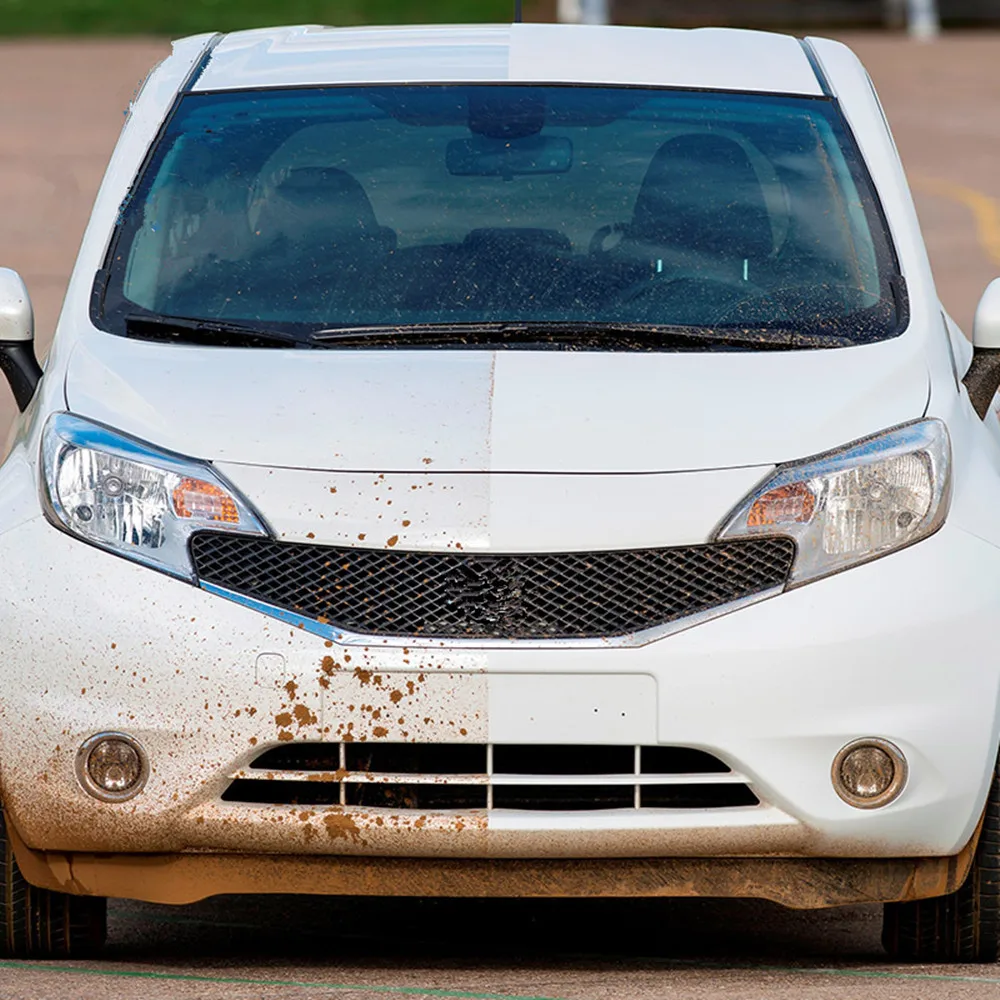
[76,733,149,802]
[832,738,907,809]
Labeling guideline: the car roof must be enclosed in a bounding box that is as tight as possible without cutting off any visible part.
[192,23,824,96]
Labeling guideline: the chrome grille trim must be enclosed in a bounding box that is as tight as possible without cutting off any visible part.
[230,770,747,787]
[201,581,785,649]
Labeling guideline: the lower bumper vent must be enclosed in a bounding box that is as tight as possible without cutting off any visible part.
[222,743,759,811]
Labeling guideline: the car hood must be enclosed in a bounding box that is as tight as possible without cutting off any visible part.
[65,334,928,473]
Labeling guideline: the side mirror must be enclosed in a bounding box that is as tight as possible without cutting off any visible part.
[0,268,42,412]
[963,278,1000,419]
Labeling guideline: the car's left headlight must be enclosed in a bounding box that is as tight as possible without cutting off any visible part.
[41,412,267,579]
[717,419,951,586]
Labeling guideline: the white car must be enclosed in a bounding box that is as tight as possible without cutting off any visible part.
[1,21,999,963]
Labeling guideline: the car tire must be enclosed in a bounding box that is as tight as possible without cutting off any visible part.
[882,756,1000,963]
[0,811,106,959]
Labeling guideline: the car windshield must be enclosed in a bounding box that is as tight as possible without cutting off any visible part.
[97,84,904,348]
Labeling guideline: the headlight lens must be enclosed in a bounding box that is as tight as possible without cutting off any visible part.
[41,413,267,578]
[717,420,951,585]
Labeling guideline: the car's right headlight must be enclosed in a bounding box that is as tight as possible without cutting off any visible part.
[717,419,951,586]
[41,412,267,579]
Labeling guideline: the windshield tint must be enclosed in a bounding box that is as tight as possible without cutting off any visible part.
[97,85,904,347]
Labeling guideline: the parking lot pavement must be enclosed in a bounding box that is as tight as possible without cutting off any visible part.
[2,30,1000,1000]
[1,896,1000,999]
[0,39,169,438]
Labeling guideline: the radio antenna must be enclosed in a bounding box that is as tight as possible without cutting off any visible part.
[514,0,522,21]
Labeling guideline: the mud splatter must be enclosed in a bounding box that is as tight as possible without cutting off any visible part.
[293,703,318,727]
[323,810,361,842]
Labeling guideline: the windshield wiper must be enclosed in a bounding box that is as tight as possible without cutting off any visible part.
[124,314,302,349]
[123,316,853,351]
[309,321,851,350]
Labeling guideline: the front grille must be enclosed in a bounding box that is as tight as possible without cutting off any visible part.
[191,533,794,639]
[222,743,760,812]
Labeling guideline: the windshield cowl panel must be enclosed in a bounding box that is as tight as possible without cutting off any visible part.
[96,84,904,351]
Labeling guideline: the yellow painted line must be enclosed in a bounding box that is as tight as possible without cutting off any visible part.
[912,174,1000,268]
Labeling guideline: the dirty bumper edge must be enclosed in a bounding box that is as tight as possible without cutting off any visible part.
[8,815,978,910]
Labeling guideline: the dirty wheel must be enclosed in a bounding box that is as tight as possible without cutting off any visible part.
[0,811,106,958]
[882,757,1000,963]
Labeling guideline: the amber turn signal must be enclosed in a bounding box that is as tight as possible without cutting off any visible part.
[747,482,816,526]
[172,477,240,523]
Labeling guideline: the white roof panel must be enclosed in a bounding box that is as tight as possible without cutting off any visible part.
[193,23,823,96]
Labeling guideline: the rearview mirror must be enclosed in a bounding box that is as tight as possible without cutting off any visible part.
[446,135,573,178]
[0,268,42,411]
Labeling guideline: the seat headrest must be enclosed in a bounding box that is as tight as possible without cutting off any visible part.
[256,167,380,245]
[630,134,773,260]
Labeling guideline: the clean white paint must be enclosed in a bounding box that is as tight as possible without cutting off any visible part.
[974,279,1000,350]
[194,24,823,97]
[488,674,658,744]
[65,333,929,473]
[214,463,774,550]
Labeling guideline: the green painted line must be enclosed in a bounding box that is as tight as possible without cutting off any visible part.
[0,961,565,999]
[640,956,1000,985]
[6,954,1000,993]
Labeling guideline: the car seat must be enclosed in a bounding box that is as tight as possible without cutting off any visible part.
[253,166,396,271]
[627,133,774,272]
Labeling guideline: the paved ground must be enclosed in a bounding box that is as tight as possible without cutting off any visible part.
[2,29,1000,999]
[6,895,1000,999]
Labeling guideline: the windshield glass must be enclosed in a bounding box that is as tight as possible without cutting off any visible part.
[97,85,904,347]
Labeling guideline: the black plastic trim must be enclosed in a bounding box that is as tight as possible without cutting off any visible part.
[963,348,1000,419]
[0,342,42,412]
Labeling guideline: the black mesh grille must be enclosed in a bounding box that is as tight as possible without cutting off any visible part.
[191,533,794,639]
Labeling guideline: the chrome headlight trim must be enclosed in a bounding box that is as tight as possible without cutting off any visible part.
[40,412,269,580]
[716,419,951,586]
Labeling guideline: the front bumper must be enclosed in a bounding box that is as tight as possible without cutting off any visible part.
[7,815,978,908]
[1,514,999,863]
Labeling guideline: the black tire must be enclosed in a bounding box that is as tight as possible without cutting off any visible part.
[883,757,1000,963]
[0,811,106,959]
